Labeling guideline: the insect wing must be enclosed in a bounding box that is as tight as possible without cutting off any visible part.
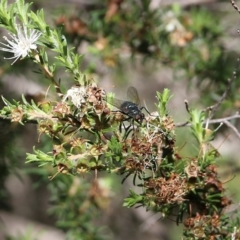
[107,96,125,110]
[127,86,140,105]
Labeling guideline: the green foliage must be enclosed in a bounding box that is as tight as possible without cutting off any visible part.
[190,109,207,144]
[5,227,38,240]
[26,147,53,167]
[48,175,110,240]
[0,0,16,31]
[123,189,143,208]
[0,0,240,240]
[155,89,172,116]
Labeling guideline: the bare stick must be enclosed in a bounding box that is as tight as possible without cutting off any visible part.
[0,115,38,124]
[184,99,190,113]
[175,112,240,127]
[230,0,240,14]
[208,58,240,119]
[223,120,240,139]
[33,53,63,99]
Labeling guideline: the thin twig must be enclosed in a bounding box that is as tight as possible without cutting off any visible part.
[178,100,191,127]
[204,114,240,124]
[184,99,190,113]
[208,58,240,119]
[223,120,240,139]
[230,0,240,14]
[231,226,237,240]
[33,53,63,99]
[0,115,38,124]
[181,59,239,127]
[175,120,189,127]
[175,113,240,127]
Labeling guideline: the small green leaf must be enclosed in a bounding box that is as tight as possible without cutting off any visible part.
[123,189,143,208]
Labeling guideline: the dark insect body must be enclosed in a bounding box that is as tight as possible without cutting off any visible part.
[119,101,145,124]
[109,86,146,124]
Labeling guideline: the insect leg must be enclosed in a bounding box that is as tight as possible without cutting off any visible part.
[123,125,133,140]
[119,121,124,133]
[123,119,135,140]
[121,172,132,184]
[140,106,151,115]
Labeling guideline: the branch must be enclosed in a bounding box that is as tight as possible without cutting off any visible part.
[176,113,240,127]
[176,113,240,139]
[33,53,63,99]
[222,119,240,139]
[175,120,189,127]
[207,58,240,119]
[0,115,38,124]
[230,0,240,15]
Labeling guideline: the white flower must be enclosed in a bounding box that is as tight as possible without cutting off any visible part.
[62,86,88,109]
[0,25,41,64]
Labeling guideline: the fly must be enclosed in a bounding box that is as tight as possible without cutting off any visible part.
[108,86,146,124]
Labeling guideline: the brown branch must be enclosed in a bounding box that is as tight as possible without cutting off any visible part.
[183,56,239,121]
[184,99,190,113]
[208,58,240,119]
[175,120,189,127]
[0,115,38,124]
[222,120,240,139]
[230,0,240,15]
[176,113,240,139]
[33,53,63,99]
[175,113,240,127]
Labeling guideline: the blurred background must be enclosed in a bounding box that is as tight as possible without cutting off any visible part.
[1,0,240,239]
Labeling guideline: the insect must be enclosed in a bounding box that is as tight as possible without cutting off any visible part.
[108,87,149,135]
